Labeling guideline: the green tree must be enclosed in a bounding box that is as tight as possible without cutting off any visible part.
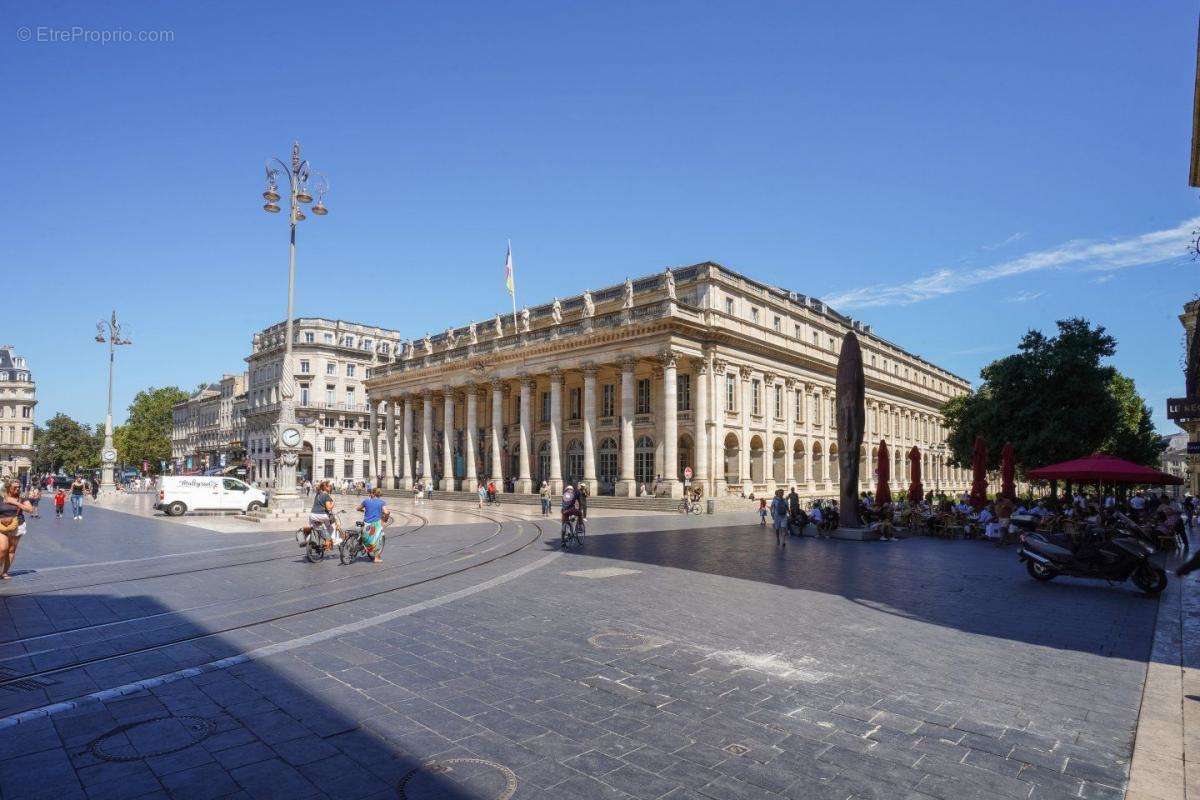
[942,318,1162,471]
[33,414,101,474]
[115,386,188,473]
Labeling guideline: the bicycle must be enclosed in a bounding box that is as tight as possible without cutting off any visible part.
[677,498,703,515]
[339,517,388,564]
[561,516,586,548]
[297,512,342,563]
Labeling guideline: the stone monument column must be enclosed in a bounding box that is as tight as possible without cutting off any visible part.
[739,366,753,494]
[694,361,709,491]
[661,350,680,498]
[617,357,636,496]
[464,389,478,489]
[582,364,598,494]
[517,377,533,494]
[384,398,397,489]
[712,360,726,496]
[441,387,455,491]
[490,380,504,491]
[548,368,563,494]
[421,391,433,486]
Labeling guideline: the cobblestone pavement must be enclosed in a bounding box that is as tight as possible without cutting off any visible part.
[0,505,1167,799]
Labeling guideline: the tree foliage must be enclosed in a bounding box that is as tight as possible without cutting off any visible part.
[115,386,188,473]
[33,414,101,474]
[942,318,1164,471]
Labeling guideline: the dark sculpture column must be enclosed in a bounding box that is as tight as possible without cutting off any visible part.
[836,331,865,528]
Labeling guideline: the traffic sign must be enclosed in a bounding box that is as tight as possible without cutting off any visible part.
[683,466,693,480]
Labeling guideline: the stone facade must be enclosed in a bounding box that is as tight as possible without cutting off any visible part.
[1160,432,1189,500]
[171,373,247,473]
[364,263,973,499]
[0,346,35,482]
[243,318,402,487]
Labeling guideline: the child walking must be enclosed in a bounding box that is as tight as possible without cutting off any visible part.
[54,488,66,519]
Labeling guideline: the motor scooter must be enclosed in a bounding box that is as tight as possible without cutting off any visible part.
[1016,513,1166,595]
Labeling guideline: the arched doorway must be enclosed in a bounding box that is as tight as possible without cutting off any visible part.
[771,438,785,483]
[828,443,839,486]
[677,434,694,482]
[635,436,656,487]
[812,441,824,483]
[793,440,805,484]
[723,433,740,486]
[565,439,584,487]
[597,438,618,494]
[749,436,764,483]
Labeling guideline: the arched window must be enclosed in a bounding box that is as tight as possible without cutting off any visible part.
[677,434,694,482]
[565,440,584,486]
[635,436,656,487]
[828,444,839,486]
[749,436,764,483]
[772,438,785,483]
[793,440,805,483]
[598,438,618,491]
[812,442,824,482]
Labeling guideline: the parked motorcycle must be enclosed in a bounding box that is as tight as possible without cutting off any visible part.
[1016,513,1167,595]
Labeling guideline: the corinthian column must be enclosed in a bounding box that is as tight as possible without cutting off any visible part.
[740,366,753,494]
[421,391,433,486]
[548,368,563,494]
[784,378,795,488]
[368,399,380,487]
[582,364,597,494]
[385,398,397,489]
[441,386,455,491]
[517,377,532,493]
[661,349,681,498]
[763,372,777,493]
[464,388,478,489]
[713,360,726,496]
[694,360,709,492]
[400,396,413,490]
[490,379,504,491]
[617,356,636,497]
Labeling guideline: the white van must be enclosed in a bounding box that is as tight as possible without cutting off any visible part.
[156,476,268,516]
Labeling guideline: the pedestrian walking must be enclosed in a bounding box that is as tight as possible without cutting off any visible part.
[771,489,788,547]
[27,486,41,518]
[539,482,551,516]
[477,482,486,509]
[70,476,85,520]
[758,497,768,527]
[577,482,589,519]
[53,488,66,519]
[89,479,98,501]
[0,479,33,580]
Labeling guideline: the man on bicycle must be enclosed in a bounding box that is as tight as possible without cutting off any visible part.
[356,488,389,563]
[561,486,582,546]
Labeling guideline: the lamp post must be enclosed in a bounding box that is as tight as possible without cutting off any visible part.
[260,141,329,506]
[95,311,131,495]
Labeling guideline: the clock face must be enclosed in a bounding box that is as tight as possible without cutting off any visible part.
[102,448,117,462]
[281,427,302,448]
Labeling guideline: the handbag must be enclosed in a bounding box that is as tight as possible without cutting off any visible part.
[0,515,17,534]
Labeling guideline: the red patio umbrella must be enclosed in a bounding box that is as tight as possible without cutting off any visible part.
[969,435,988,511]
[1026,452,1183,485]
[907,446,923,504]
[1000,442,1016,501]
[875,440,890,506]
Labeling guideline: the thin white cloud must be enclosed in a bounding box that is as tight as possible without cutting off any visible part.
[1006,290,1044,303]
[825,217,1198,309]
[981,231,1027,251]
[1092,274,1114,284]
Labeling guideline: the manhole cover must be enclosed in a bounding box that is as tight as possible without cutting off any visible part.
[398,758,518,800]
[587,630,669,652]
[88,715,215,762]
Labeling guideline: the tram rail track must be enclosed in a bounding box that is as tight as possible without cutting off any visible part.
[0,507,548,695]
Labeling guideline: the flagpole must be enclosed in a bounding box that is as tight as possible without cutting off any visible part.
[508,239,518,330]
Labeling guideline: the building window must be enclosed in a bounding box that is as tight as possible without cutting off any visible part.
[540,392,550,422]
[676,374,691,412]
[21,406,30,419]
[344,460,354,478]
[726,374,736,412]
[635,436,656,486]
[795,324,802,339]
[300,384,310,405]
[346,364,356,377]
[345,438,355,454]
[773,384,783,419]
[795,389,803,422]
[323,437,334,452]
[569,387,581,420]
[323,333,333,344]
[812,330,819,345]
[363,459,371,478]
[362,338,373,351]
[598,438,618,485]
[750,307,759,324]
[773,316,781,332]
[346,387,356,407]
[326,362,336,375]
[513,396,521,423]
[323,459,334,478]
[725,297,735,315]
[751,380,761,415]
[344,336,355,348]
[813,394,822,425]
[325,385,335,405]
[636,378,651,414]
[304,332,314,343]
[601,384,615,417]
[299,359,310,374]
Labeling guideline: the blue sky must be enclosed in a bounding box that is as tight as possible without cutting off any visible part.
[2,1,1196,433]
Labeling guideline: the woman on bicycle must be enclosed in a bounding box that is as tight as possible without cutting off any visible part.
[356,488,389,563]
[309,480,338,547]
[561,486,582,546]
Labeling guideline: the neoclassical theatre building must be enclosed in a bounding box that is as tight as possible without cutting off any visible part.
[364,263,972,499]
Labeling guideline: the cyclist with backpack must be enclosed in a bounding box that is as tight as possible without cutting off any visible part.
[561,485,584,546]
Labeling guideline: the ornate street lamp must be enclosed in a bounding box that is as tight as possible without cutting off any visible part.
[260,141,330,505]
[95,311,132,495]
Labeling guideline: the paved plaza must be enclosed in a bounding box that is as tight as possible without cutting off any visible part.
[0,498,1188,799]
